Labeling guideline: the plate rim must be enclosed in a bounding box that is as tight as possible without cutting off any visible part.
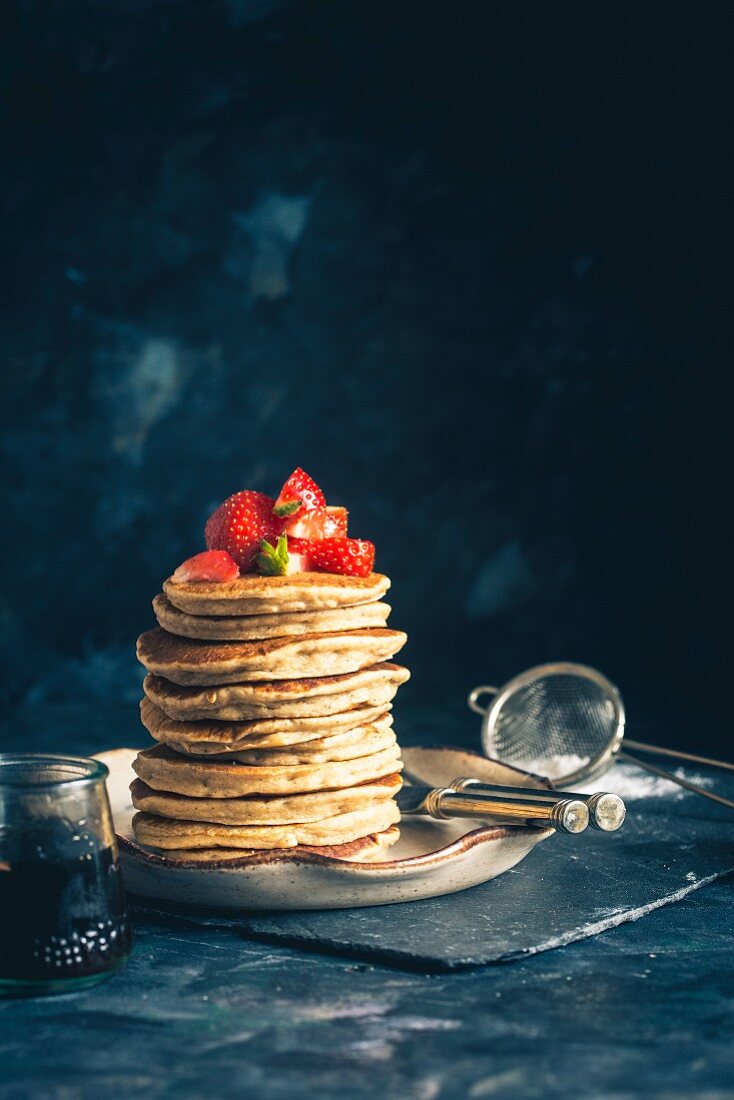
[107,745,554,874]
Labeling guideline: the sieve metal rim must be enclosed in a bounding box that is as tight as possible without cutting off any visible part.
[477,661,627,786]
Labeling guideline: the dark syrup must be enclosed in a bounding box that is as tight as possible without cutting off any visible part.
[0,847,131,983]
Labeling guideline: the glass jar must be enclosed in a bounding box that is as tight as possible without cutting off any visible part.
[0,754,131,997]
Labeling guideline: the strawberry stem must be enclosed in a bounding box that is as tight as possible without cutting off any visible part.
[255,535,290,575]
[273,500,301,517]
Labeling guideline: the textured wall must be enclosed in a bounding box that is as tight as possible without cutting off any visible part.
[1,3,729,746]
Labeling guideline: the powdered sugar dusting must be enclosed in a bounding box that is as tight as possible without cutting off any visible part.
[517,754,588,780]
[516,756,714,800]
[578,765,713,800]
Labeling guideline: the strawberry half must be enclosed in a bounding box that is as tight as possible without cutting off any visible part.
[205,490,283,571]
[282,505,348,539]
[171,550,239,584]
[273,468,325,517]
[307,537,375,578]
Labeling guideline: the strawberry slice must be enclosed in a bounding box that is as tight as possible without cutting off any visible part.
[256,536,314,575]
[286,537,316,572]
[205,490,283,571]
[273,468,325,518]
[171,550,239,584]
[307,537,375,578]
[282,505,348,539]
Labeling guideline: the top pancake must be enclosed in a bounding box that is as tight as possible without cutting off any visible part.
[163,572,391,617]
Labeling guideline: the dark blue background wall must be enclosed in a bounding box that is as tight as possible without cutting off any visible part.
[1,2,730,749]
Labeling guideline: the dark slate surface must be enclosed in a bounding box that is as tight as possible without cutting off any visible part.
[130,774,734,971]
[2,878,733,1099]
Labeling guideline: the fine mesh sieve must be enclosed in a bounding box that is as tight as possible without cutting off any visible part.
[469,662,734,809]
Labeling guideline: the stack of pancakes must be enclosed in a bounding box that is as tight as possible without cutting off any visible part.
[131,572,409,862]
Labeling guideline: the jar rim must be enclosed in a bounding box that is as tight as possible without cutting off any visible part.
[0,753,109,791]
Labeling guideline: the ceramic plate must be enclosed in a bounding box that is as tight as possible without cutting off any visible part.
[100,747,554,911]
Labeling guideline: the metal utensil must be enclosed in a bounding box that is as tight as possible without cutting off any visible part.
[396,784,590,833]
[468,662,734,810]
[449,778,626,832]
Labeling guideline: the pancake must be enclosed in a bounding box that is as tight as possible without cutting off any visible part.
[141,825,400,863]
[137,627,408,686]
[163,572,391,617]
[143,663,410,720]
[130,772,402,824]
[183,722,396,765]
[131,800,401,849]
[140,697,393,752]
[153,593,392,641]
[132,742,403,797]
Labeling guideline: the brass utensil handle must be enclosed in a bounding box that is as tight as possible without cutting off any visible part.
[427,788,589,834]
[450,778,626,832]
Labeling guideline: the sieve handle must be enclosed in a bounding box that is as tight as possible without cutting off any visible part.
[624,738,734,774]
[619,751,734,810]
[467,685,498,714]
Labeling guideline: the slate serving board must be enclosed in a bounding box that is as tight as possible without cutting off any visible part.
[133,764,734,971]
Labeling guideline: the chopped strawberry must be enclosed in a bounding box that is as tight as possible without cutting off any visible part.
[285,537,315,572]
[273,468,325,517]
[205,491,283,571]
[282,505,348,539]
[171,550,239,584]
[256,536,314,575]
[285,548,314,574]
[307,537,375,578]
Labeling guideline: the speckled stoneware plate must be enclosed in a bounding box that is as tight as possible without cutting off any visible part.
[99,747,554,911]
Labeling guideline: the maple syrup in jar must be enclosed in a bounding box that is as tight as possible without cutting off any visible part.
[0,755,131,997]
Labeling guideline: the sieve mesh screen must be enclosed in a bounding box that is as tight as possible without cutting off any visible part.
[486,673,619,779]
